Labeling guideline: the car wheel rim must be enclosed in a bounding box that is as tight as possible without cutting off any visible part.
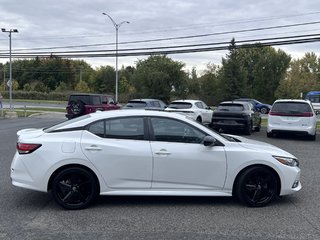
[261,108,267,114]
[56,172,93,208]
[71,103,80,114]
[244,171,276,205]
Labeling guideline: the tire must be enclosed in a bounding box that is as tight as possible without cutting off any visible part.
[255,124,261,132]
[260,107,268,114]
[52,167,98,210]
[266,131,272,138]
[70,100,85,116]
[309,133,316,141]
[244,122,252,135]
[196,116,202,123]
[235,166,278,207]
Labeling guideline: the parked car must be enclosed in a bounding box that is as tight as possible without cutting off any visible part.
[267,99,317,140]
[210,101,261,135]
[65,93,120,119]
[234,98,271,114]
[11,109,301,209]
[123,98,167,110]
[165,99,213,124]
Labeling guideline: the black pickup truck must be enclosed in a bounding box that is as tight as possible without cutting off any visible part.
[209,101,261,135]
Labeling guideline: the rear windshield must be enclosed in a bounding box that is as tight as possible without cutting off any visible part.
[44,114,91,133]
[168,102,192,109]
[271,102,312,115]
[217,104,244,111]
[125,101,147,108]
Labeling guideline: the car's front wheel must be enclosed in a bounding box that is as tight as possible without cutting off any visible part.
[52,167,98,210]
[235,166,278,207]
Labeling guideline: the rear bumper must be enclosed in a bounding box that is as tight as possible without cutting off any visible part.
[267,124,316,136]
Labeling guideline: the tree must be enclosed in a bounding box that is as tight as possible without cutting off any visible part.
[75,80,91,93]
[219,39,247,100]
[198,63,221,105]
[276,52,320,99]
[92,66,116,94]
[132,55,187,102]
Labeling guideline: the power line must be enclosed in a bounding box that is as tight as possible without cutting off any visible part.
[1,35,319,59]
[1,20,320,52]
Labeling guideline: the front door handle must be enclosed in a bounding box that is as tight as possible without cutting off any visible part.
[154,149,171,155]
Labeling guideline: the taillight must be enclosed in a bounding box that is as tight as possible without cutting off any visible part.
[302,112,313,117]
[17,143,42,154]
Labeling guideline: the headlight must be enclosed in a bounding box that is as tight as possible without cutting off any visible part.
[273,155,299,167]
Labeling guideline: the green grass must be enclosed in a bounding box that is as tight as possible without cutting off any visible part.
[1,107,65,118]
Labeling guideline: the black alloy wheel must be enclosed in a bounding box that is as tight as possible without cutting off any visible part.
[52,167,98,210]
[260,107,268,114]
[235,166,278,207]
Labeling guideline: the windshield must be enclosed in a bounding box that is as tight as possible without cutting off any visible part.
[168,102,192,109]
[306,95,320,103]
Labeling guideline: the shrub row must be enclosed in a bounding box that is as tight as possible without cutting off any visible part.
[1,91,70,101]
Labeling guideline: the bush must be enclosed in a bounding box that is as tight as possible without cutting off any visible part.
[1,90,70,101]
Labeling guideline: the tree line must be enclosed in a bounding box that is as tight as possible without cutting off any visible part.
[0,40,319,105]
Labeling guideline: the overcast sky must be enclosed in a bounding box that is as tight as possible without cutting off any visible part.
[1,0,320,73]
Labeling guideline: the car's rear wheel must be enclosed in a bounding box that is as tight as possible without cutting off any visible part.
[244,122,252,135]
[52,167,98,210]
[266,131,273,138]
[235,166,278,207]
[196,116,202,123]
[260,107,268,114]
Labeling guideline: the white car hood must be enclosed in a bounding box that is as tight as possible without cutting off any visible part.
[224,134,296,158]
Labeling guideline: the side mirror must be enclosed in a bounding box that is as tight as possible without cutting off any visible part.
[203,136,217,146]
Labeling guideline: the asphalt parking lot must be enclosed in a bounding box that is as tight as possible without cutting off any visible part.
[0,113,319,240]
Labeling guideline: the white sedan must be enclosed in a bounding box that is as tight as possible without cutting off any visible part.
[11,110,301,209]
[165,99,213,124]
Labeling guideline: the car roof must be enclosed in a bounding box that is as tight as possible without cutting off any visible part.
[273,99,312,104]
[69,93,113,97]
[219,101,248,106]
[129,99,163,102]
[170,99,202,103]
[54,109,191,130]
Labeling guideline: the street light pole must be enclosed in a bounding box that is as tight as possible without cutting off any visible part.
[102,13,129,103]
[1,28,18,111]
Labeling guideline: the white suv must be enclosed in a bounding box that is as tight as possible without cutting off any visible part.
[267,99,317,140]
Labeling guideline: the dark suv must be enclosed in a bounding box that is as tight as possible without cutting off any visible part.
[65,93,120,119]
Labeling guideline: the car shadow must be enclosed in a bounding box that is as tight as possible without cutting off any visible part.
[270,132,315,141]
[95,195,238,208]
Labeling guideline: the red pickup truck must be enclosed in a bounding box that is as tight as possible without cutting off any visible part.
[65,93,121,119]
